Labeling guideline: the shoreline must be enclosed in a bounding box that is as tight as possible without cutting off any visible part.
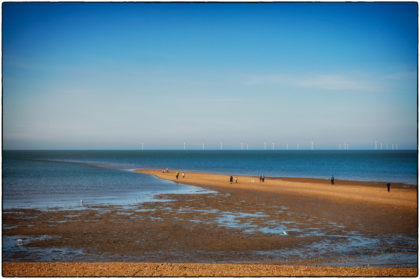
[136,169,417,209]
[270,176,416,188]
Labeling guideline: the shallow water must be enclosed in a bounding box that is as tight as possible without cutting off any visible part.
[3,156,215,210]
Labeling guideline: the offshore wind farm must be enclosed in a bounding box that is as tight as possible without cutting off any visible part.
[140,140,402,150]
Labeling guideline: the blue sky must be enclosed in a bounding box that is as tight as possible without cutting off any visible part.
[3,2,418,150]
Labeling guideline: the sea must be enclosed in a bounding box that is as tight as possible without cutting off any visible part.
[3,150,417,210]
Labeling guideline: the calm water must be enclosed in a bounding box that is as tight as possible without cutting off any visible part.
[3,150,417,209]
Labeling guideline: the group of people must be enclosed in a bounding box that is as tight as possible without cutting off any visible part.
[175,171,185,180]
[161,168,169,173]
[229,175,238,184]
[259,174,265,182]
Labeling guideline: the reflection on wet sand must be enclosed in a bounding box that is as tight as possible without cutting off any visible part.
[3,182,417,266]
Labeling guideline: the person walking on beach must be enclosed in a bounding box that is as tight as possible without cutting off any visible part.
[261,174,265,182]
[235,176,238,184]
[230,176,233,184]
[182,172,185,179]
[259,175,262,182]
[176,172,179,180]
[387,183,391,192]
[330,175,335,185]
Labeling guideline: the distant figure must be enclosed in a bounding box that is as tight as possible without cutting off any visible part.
[259,175,262,182]
[235,176,238,183]
[166,168,169,173]
[387,183,391,192]
[182,172,185,179]
[262,174,265,182]
[230,176,233,184]
[176,172,179,180]
[330,175,335,185]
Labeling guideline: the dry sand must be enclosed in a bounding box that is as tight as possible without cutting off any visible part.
[3,170,417,277]
[138,170,417,210]
[3,262,417,277]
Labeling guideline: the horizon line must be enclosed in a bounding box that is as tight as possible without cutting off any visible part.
[3,148,417,152]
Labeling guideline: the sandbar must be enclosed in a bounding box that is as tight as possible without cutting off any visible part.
[138,170,417,210]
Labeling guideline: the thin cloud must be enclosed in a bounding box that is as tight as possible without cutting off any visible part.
[382,71,417,80]
[244,73,378,92]
[299,74,376,91]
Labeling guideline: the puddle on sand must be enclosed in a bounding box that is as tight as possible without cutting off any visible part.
[4,194,417,266]
[170,204,417,266]
[251,233,417,267]
[2,235,93,262]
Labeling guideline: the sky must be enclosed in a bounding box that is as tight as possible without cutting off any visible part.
[3,2,418,150]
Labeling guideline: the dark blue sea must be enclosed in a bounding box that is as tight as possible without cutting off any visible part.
[2,150,417,210]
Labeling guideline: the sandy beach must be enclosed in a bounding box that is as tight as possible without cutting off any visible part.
[138,170,417,209]
[3,170,417,276]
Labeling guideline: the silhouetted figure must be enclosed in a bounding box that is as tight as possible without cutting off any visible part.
[176,172,179,180]
[331,175,335,185]
[235,176,238,183]
[230,176,233,184]
[262,174,265,182]
[259,175,262,182]
[387,183,391,192]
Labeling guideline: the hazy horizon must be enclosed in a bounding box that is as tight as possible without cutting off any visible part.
[3,147,416,151]
[3,3,418,150]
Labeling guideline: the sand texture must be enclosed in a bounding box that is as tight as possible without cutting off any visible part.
[3,262,417,277]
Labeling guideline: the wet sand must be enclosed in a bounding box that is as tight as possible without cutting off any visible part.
[3,170,417,276]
